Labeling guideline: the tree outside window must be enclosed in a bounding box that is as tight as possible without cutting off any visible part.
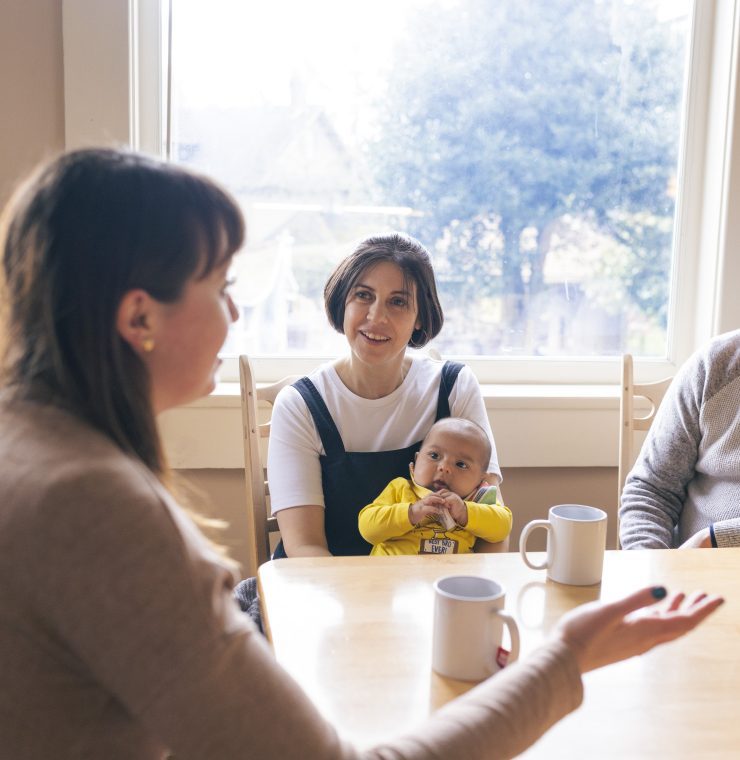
[169,0,690,359]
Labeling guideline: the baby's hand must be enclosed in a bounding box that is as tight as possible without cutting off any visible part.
[436,490,468,527]
[408,493,447,526]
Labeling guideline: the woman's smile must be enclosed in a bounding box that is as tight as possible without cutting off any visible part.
[359,330,391,344]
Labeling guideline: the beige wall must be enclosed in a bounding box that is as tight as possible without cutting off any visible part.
[178,466,619,574]
[0,0,65,206]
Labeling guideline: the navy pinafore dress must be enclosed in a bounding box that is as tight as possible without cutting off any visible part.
[272,360,464,557]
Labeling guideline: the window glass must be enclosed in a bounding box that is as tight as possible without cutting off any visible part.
[169,0,692,359]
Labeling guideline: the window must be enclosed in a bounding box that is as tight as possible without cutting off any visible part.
[166,0,697,368]
[63,0,740,383]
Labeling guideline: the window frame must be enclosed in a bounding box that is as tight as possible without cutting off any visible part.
[63,0,740,385]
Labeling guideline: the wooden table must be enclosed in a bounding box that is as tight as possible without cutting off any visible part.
[258,550,738,757]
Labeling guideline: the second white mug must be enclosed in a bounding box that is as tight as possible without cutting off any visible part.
[519,504,607,585]
[432,575,520,682]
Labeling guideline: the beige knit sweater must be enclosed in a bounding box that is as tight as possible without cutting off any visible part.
[0,398,582,759]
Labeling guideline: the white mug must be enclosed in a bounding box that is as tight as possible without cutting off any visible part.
[519,504,608,586]
[432,575,520,681]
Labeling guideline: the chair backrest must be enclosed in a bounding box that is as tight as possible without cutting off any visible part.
[239,355,299,577]
[616,353,673,547]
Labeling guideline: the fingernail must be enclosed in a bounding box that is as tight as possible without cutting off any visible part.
[651,586,667,600]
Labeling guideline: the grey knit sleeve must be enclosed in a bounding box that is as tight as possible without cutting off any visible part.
[618,357,703,549]
[712,519,740,547]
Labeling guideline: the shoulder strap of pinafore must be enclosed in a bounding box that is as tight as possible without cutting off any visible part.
[435,360,464,421]
[292,377,346,456]
[293,361,464,454]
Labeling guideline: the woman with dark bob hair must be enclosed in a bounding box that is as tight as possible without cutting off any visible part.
[268,232,505,558]
[0,148,723,758]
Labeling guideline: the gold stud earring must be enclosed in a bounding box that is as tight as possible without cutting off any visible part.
[142,337,155,353]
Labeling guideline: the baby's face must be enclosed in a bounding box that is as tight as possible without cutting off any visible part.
[414,428,486,499]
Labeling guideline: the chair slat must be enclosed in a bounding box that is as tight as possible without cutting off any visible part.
[616,354,673,549]
[239,355,300,576]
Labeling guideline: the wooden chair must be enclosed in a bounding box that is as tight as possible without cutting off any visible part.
[239,355,299,577]
[616,353,673,547]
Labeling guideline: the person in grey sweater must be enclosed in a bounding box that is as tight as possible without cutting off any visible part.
[619,330,740,549]
[0,148,723,759]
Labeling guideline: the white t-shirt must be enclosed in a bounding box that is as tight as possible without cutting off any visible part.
[268,356,500,513]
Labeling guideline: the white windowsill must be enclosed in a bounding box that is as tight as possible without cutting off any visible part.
[158,383,623,470]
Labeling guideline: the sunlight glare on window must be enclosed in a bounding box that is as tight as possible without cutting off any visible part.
[169,0,692,360]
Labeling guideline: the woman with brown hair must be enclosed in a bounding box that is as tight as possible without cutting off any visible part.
[0,148,722,759]
[268,232,505,558]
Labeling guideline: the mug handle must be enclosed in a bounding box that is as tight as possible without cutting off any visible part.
[491,609,520,666]
[519,520,551,570]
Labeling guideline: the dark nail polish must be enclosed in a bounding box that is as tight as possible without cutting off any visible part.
[651,586,667,600]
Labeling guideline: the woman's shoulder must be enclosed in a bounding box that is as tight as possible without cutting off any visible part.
[0,398,132,468]
[0,401,201,593]
[0,400,164,524]
[271,367,341,444]
[700,330,740,390]
[408,353,474,374]
[408,352,441,371]
[274,361,335,405]
[674,331,740,408]
[2,399,229,576]
[406,355,478,394]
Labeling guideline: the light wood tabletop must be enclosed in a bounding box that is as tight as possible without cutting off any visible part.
[258,550,738,757]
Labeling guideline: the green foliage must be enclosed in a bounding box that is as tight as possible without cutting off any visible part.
[368,0,684,348]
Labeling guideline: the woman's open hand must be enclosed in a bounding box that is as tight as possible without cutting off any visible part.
[554,586,724,673]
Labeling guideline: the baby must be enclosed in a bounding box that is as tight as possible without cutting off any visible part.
[358,417,512,555]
